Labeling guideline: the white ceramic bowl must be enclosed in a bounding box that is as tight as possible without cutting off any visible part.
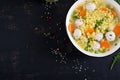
[66,0,120,57]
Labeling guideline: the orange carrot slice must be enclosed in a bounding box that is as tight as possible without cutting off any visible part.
[76,6,86,17]
[113,25,120,35]
[85,28,94,35]
[68,23,75,33]
[101,7,109,12]
[111,11,117,17]
[100,40,110,50]
[80,9,86,17]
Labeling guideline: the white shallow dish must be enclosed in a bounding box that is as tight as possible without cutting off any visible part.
[66,0,120,57]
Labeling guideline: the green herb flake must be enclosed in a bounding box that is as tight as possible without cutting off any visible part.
[95,19,104,29]
[101,49,106,53]
[95,16,109,29]
[105,28,109,33]
[83,16,87,20]
[99,49,106,53]
[115,43,117,46]
[70,11,79,22]
[104,16,109,19]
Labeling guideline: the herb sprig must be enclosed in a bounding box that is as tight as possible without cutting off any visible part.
[116,0,120,4]
[110,52,120,70]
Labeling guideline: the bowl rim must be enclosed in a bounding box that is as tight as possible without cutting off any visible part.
[66,0,120,57]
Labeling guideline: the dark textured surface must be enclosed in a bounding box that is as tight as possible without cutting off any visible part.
[0,0,120,80]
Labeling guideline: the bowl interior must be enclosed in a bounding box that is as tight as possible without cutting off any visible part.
[66,0,120,57]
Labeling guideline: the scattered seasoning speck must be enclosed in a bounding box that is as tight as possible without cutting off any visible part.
[43,32,51,37]
[41,1,97,78]
[34,27,38,31]
[40,16,43,18]
[50,48,67,64]
[92,69,96,72]
[84,78,87,80]
[59,27,61,30]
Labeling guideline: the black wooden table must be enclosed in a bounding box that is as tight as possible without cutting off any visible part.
[0,0,120,80]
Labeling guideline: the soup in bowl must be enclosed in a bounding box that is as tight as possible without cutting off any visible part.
[66,0,120,57]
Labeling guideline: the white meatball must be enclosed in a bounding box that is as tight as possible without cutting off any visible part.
[92,41,100,51]
[95,33,103,41]
[105,31,116,41]
[75,19,83,27]
[73,29,82,39]
[86,3,96,11]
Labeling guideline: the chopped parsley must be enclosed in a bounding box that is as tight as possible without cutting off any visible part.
[95,16,108,29]
[95,19,104,29]
[70,11,79,22]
